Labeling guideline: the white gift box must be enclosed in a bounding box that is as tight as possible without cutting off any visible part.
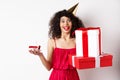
[75,27,101,57]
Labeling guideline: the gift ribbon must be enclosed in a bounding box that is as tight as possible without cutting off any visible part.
[95,56,100,68]
[72,56,75,67]
[82,30,88,57]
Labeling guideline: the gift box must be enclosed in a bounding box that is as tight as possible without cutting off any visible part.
[75,27,101,57]
[69,27,113,69]
[69,53,113,69]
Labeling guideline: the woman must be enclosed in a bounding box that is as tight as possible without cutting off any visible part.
[29,9,84,80]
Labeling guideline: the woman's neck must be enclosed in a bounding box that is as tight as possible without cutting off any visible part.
[61,33,71,40]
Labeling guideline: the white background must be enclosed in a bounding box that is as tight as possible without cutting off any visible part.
[0,0,120,80]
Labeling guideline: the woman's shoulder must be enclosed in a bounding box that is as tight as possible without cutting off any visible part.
[48,38,54,44]
[48,38,57,46]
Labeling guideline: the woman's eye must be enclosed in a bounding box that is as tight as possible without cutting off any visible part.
[61,19,71,23]
[61,20,65,23]
[68,19,71,22]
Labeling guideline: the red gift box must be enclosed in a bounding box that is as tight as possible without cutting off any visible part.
[100,54,113,67]
[29,46,38,48]
[69,53,113,69]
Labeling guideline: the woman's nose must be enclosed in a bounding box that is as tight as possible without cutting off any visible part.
[65,21,69,25]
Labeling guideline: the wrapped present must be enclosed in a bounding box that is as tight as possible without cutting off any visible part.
[75,27,101,57]
[69,53,113,69]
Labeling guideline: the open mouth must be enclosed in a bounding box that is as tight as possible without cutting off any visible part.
[63,26,70,31]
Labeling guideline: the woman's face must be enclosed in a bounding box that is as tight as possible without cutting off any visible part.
[60,16,72,34]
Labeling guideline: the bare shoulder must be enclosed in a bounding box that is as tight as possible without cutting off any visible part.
[48,38,54,44]
[47,38,55,48]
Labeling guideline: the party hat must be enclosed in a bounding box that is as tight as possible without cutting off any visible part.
[67,3,79,15]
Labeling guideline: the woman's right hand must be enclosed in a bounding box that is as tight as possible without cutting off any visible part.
[29,45,43,56]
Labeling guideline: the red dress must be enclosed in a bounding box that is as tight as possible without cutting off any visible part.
[49,47,80,80]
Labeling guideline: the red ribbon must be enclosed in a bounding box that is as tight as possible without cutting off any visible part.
[82,30,88,57]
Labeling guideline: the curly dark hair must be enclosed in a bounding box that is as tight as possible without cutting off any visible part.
[48,9,84,39]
